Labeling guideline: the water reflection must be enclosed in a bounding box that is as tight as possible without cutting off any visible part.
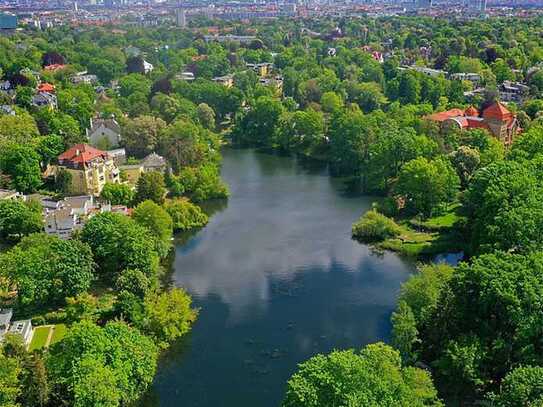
[149,149,416,407]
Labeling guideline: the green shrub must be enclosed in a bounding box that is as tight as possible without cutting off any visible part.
[32,316,46,326]
[352,210,402,242]
[43,310,67,324]
[163,198,208,231]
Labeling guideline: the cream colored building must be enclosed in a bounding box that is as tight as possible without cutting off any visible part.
[56,144,120,196]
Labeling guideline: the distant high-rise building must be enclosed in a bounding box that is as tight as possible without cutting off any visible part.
[416,0,431,9]
[175,8,186,27]
[468,0,486,12]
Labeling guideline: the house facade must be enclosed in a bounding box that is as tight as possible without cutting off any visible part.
[86,118,122,149]
[426,101,520,146]
[56,144,120,196]
[0,308,33,345]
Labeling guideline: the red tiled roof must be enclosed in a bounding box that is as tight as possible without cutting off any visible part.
[44,64,67,71]
[482,101,512,121]
[467,117,489,129]
[58,144,108,165]
[465,106,479,117]
[425,108,465,122]
[38,83,55,93]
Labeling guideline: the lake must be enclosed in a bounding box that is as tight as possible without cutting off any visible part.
[142,148,417,407]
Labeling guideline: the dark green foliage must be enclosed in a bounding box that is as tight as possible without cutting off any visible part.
[47,320,158,406]
[133,171,167,205]
[421,252,543,399]
[463,160,543,253]
[488,366,543,406]
[100,183,134,206]
[0,199,43,240]
[163,198,208,231]
[282,342,443,407]
[395,157,460,218]
[168,164,229,202]
[80,212,159,280]
[0,144,42,193]
[0,234,95,306]
[132,200,173,258]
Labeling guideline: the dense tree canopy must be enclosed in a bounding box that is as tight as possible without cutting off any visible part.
[80,212,159,280]
[0,234,94,306]
[282,342,443,407]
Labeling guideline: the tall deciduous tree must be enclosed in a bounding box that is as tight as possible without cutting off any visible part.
[80,212,159,280]
[0,144,42,193]
[395,157,460,217]
[47,320,158,407]
[133,172,167,205]
[0,199,43,241]
[0,234,94,306]
[132,200,173,258]
[122,115,166,158]
[282,343,442,407]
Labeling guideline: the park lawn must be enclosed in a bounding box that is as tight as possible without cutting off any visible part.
[379,221,464,257]
[29,326,51,351]
[408,204,464,232]
[50,324,67,345]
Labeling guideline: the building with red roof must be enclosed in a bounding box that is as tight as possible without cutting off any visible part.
[37,83,55,93]
[55,144,120,196]
[425,102,519,146]
[43,64,67,72]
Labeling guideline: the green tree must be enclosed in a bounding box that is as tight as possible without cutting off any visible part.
[351,210,401,242]
[115,268,152,299]
[0,111,40,146]
[463,160,543,253]
[488,366,543,406]
[80,212,159,280]
[65,293,99,323]
[425,251,543,399]
[134,171,167,205]
[0,348,21,407]
[196,103,216,130]
[142,288,198,347]
[100,183,134,206]
[449,146,481,188]
[132,200,173,258]
[232,96,284,147]
[0,144,42,193]
[122,116,166,158]
[0,234,94,306]
[282,342,442,407]
[168,164,229,202]
[398,72,421,105]
[163,198,208,231]
[47,320,158,407]
[0,199,43,241]
[391,301,419,364]
[275,109,324,154]
[395,157,460,217]
[320,91,343,113]
[159,119,218,172]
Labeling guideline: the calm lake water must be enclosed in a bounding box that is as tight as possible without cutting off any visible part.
[142,148,417,407]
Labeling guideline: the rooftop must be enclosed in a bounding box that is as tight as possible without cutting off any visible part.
[58,144,109,166]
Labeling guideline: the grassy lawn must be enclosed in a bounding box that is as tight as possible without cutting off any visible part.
[378,205,466,257]
[28,324,67,351]
[29,326,51,351]
[50,324,67,345]
[408,204,463,231]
